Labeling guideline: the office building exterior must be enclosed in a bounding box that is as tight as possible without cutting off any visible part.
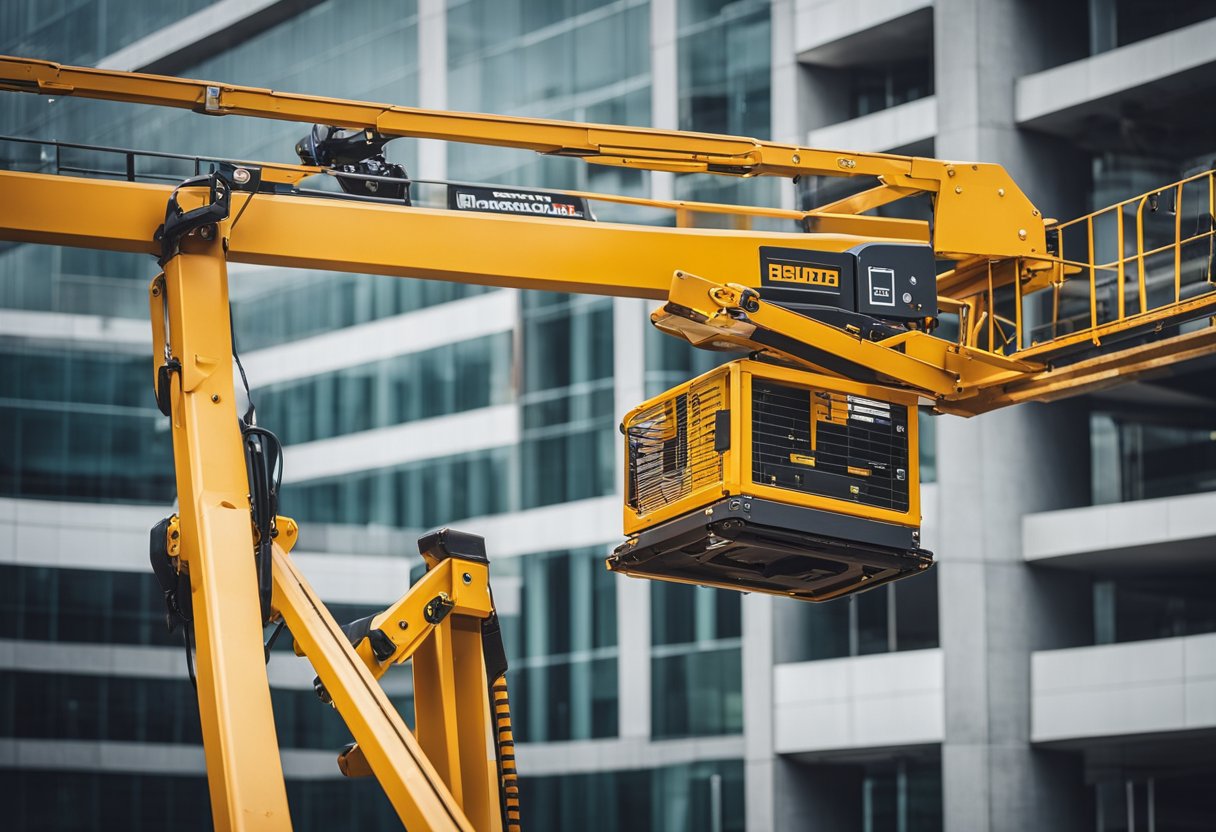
[1,1,1214,829]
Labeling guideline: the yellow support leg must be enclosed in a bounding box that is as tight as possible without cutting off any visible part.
[270,545,476,832]
[151,240,292,830]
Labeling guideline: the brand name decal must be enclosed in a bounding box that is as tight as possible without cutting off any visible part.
[448,185,592,220]
[766,263,840,287]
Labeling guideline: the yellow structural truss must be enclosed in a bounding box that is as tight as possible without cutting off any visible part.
[0,56,1214,831]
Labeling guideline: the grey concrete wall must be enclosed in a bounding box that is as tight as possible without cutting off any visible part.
[934,402,1091,832]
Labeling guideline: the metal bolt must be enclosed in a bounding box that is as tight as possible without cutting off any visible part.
[398,620,408,630]
[151,285,161,296]
[211,394,220,403]
[791,153,801,164]
[909,276,917,286]
[902,292,913,304]
[742,502,751,511]
[728,499,741,511]
[1018,228,1027,240]
[232,167,252,185]
[998,188,1005,197]
[462,572,472,585]
[954,186,962,194]
[199,224,215,240]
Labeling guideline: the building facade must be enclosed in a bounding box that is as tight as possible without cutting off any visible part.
[1,0,1214,829]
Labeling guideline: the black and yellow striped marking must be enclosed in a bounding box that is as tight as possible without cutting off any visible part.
[493,677,522,831]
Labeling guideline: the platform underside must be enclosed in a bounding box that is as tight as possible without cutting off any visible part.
[608,497,933,602]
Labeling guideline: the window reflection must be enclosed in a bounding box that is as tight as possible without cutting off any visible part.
[523,758,745,832]
[651,583,742,738]
[1093,574,1216,644]
[775,572,940,663]
[255,331,513,445]
[496,546,619,742]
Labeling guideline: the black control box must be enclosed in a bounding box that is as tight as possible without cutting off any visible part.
[758,242,937,323]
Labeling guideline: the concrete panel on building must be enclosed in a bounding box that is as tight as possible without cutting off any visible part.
[1032,633,1216,743]
[774,648,943,754]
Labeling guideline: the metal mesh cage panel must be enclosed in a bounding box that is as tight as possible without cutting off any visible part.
[752,380,909,512]
[626,376,725,516]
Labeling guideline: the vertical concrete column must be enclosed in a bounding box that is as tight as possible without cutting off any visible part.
[614,297,651,738]
[742,593,776,831]
[650,0,679,202]
[934,0,1089,216]
[770,0,802,210]
[417,0,447,180]
[935,403,1090,832]
[933,16,1094,824]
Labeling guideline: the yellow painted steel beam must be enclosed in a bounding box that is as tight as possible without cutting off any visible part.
[967,325,1216,412]
[653,271,963,396]
[0,169,912,298]
[0,55,1046,259]
[149,242,291,831]
[344,559,494,681]
[11,168,1214,417]
[271,545,475,832]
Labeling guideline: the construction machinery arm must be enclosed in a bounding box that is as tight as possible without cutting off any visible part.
[0,56,1046,261]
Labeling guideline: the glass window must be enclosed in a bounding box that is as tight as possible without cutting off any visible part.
[253,331,513,445]
[774,573,940,663]
[2,770,422,831]
[1089,410,1216,504]
[864,758,942,832]
[1093,769,1216,832]
[0,667,387,751]
[1093,574,1216,644]
[847,59,934,119]
[522,758,744,832]
[283,445,514,528]
[1088,0,1214,54]
[651,583,742,738]
[0,0,220,65]
[0,347,175,504]
[498,545,619,742]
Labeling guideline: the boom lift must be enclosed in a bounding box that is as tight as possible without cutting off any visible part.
[0,57,1213,831]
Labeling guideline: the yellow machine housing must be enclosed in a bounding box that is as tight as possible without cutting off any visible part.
[607,359,932,601]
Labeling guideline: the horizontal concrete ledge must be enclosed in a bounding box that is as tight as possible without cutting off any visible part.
[1016,17,1216,134]
[516,734,744,777]
[283,404,518,483]
[244,289,516,387]
[97,0,325,75]
[1032,633,1216,743]
[795,0,933,68]
[0,309,148,351]
[1022,490,1216,570]
[774,648,942,755]
[0,738,341,778]
[808,96,936,155]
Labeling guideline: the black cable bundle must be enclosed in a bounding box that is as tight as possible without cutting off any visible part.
[242,424,282,625]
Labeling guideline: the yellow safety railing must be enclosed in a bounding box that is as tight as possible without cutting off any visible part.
[1007,169,1216,358]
